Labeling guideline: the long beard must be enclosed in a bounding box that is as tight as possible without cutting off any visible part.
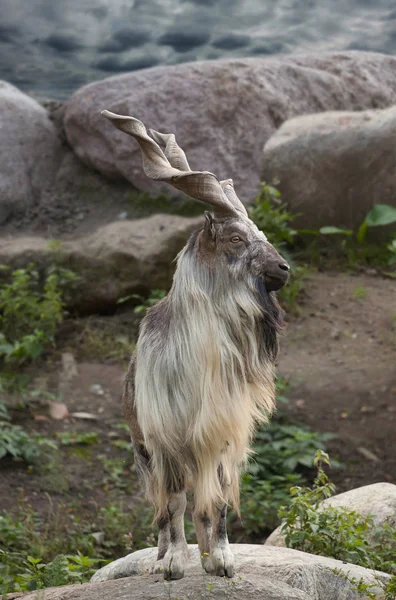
[255,277,285,360]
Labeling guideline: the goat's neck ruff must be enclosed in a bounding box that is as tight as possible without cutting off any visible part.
[170,243,281,363]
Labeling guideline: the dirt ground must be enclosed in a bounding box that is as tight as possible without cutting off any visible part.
[279,270,396,491]
[0,269,395,540]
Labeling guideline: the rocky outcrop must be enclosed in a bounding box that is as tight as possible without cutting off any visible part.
[0,81,63,226]
[265,482,396,547]
[64,52,396,203]
[88,544,388,600]
[8,572,311,600]
[262,105,396,230]
[0,215,202,312]
[12,545,389,599]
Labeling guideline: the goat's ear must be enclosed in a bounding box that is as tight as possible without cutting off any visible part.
[204,211,216,240]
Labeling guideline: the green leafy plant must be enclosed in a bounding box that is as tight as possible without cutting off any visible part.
[0,400,10,421]
[317,204,396,268]
[356,204,396,244]
[248,182,298,249]
[0,422,57,463]
[278,450,396,599]
[387,238,396,266]
[4,552,103,592]
[118,289,167,314]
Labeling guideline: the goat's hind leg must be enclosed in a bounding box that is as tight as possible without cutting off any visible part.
[150,512,170,574]
[131,442,171,574]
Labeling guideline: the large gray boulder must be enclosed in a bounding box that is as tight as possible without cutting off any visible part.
[0,82,145,234]
[0,81,63,226]
[87,544,388,600]
[64,51,396,203]
[262,105,396,230]
[10,573,311,600]
[266,482,396,547]
[0,215,202,312]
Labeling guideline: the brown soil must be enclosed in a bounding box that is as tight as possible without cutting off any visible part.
[0,270,395,540]
[279,270,396,491]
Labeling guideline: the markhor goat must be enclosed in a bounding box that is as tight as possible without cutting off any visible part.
[102,110,290,580]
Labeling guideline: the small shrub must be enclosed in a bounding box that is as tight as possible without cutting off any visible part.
[248,183,298,250]
[0,263,77,391]
[279,450,396,598]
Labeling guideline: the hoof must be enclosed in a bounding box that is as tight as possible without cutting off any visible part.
[163,544,188,580]
[202,546,234,578]
[149,560,164,575]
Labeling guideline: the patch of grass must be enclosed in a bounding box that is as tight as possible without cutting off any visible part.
[56,431,99,446]
[98,455,132,491]
[354,285,367,300]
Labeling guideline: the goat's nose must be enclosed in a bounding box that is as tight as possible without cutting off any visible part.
[279,262,290,272]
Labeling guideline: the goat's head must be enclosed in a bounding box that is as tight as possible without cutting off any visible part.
[200,213,289,292]
[101,110,289,293]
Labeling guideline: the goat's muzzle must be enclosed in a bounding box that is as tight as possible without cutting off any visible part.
[263,246,290,291]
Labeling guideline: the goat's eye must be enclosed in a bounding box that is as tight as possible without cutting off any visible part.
[230,236,241,243]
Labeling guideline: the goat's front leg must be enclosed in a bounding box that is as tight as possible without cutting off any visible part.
[194,503,234,578]
[193,509,212,572]
[207,503,234,578]
[162,491,189,580]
